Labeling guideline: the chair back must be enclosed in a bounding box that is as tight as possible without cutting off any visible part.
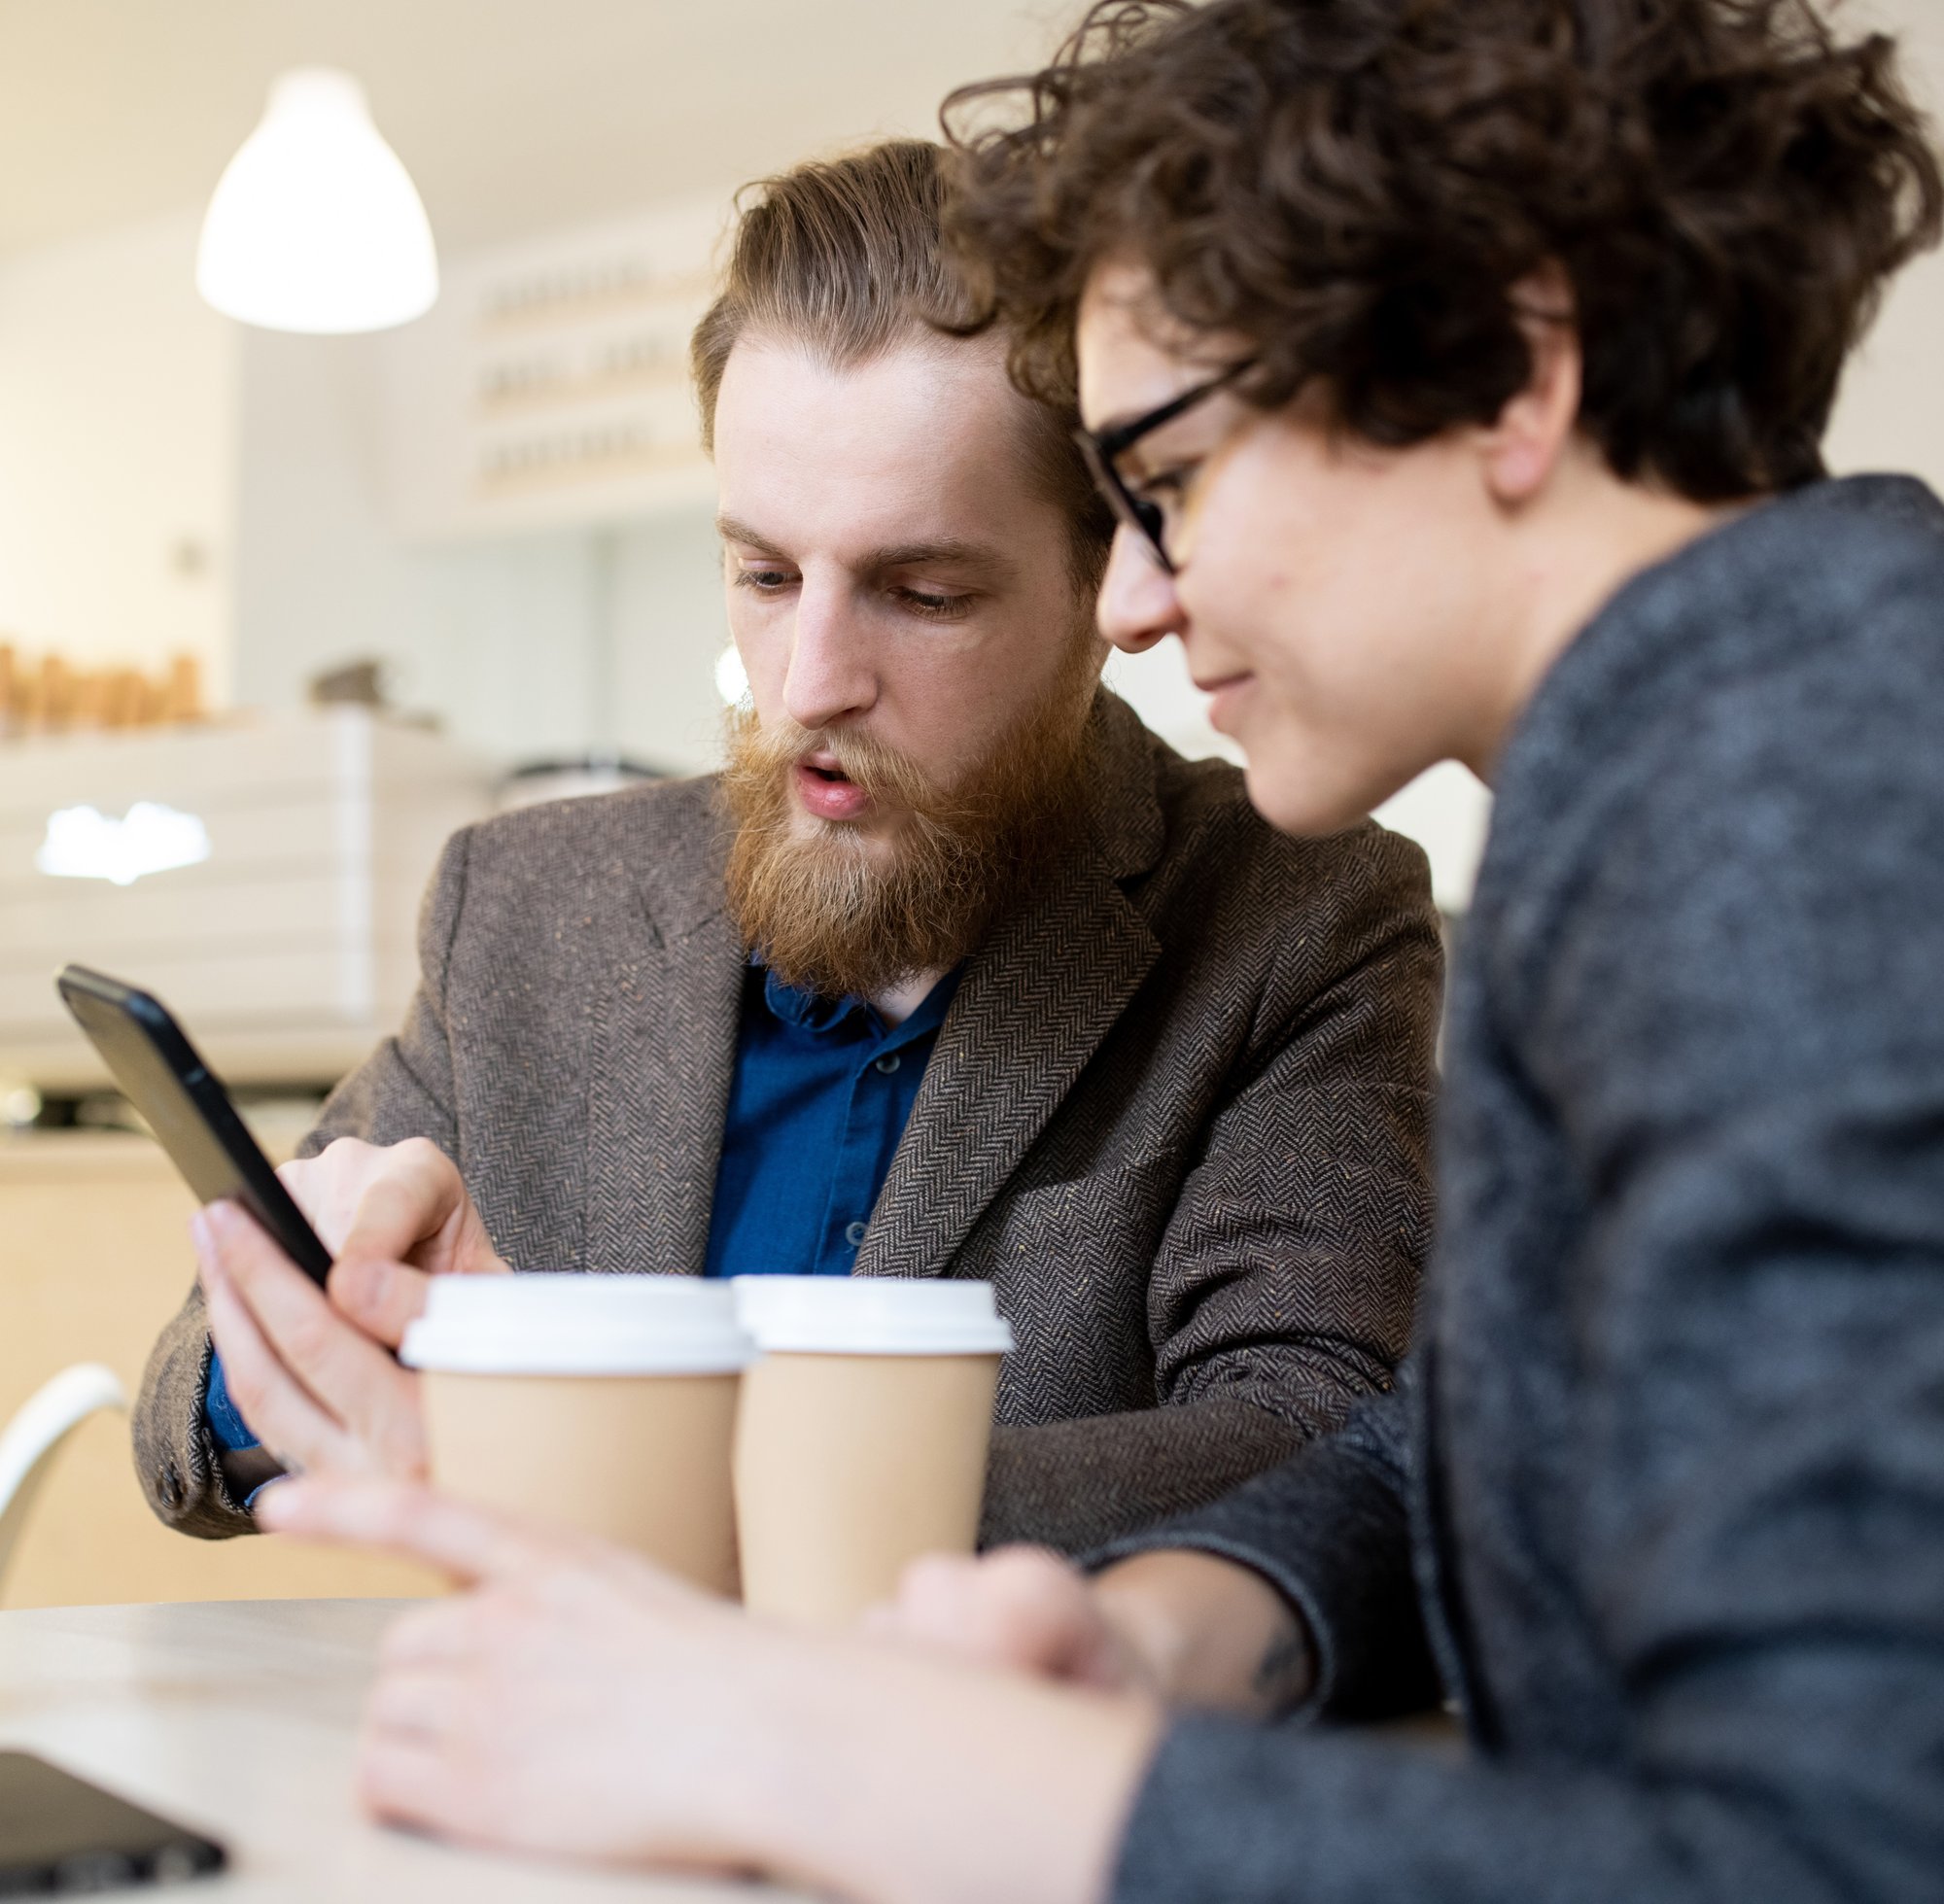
[0,1364,128,1590]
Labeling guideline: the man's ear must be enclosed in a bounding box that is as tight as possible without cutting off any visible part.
[1478,265,1581,506]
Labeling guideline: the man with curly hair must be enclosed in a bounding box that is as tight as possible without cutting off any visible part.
[259,4,1944,1900]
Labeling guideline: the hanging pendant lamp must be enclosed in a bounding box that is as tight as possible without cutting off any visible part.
[195,67,438,333]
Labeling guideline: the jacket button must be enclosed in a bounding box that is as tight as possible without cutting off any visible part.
[157,1464,185,1509]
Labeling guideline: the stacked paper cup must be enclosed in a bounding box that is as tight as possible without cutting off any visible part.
[732,1276,1016,1624]
[401,1274,755,1595]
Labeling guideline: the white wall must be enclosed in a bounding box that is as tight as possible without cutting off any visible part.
[1826,242,1944,490]
[607,507,734,771]
[1824,1,1944,491]
[229,321,730,775]
[231,325,601,765]
[0,209,235,694]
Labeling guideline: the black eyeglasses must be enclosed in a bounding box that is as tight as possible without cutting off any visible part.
[1072,359,1257,573]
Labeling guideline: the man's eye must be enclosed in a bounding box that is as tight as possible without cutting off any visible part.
[734,568,795,593]
[891,587,973,621]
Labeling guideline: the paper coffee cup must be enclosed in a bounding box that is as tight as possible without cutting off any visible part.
[731,1276,1015,1625]
[401,1274,754,1595]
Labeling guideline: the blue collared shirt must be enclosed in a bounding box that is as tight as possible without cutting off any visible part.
[703,962,960,1279]
[205,962,959,1463]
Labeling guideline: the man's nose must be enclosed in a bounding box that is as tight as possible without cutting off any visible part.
[781,578,879,730]
[1094,528,1186,655]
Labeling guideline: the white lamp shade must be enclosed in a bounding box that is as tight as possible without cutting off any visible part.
[196,68,438,334]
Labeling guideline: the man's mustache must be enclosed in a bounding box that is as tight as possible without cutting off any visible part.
[734,719,941,815]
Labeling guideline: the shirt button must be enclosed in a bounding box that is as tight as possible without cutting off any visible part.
[845,1221,868,1247]
[874,1053,901,1075]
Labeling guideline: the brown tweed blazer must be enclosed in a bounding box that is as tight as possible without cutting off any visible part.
[134,693,1441,1553]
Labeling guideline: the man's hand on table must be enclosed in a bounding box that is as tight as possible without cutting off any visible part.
[259,1476,1163,1904]
[871,1544,1318,1719]
[194,1136,509,1487]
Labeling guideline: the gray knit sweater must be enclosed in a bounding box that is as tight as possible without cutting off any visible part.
[1102,475,1944,1903]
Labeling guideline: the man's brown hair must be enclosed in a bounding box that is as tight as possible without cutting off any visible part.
[943,0,1943,502]
[691,138,1111,586]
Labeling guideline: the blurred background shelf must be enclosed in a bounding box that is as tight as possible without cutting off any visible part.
[0,708,493,1091]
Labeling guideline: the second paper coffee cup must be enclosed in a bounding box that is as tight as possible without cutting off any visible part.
[731,1276,1015,1625]
[401,1273,754,1595]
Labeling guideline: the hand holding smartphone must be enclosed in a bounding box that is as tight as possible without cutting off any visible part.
[54,964,332,1284]
[56,964,466,1498]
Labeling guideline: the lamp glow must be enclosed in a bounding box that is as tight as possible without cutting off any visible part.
[714,645,750,707]
[37,803,212,886]
[196,68,437,334]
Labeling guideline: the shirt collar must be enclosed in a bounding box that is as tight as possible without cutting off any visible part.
[755,960,962,1045]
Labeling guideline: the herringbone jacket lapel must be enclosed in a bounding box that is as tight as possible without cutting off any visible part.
[583,797,742,1276]
[857,695,1165,1280]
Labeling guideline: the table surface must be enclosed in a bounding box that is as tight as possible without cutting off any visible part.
[0,1598,811,1901]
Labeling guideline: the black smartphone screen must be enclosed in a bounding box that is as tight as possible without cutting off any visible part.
[0,1750,226,1890]
[54,963,332,1286]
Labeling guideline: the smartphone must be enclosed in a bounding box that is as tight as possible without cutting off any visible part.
[54,963,332,1286]
[0,1750,226,1890]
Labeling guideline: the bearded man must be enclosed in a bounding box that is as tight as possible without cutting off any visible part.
[131,140,1441,1554]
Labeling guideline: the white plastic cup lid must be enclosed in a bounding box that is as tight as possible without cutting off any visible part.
[730,1275,1015,1356]
[401,1273,755,1376]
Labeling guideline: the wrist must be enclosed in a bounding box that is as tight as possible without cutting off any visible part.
[1091,1548,1313,1716]
[1091,1559,1203,1700]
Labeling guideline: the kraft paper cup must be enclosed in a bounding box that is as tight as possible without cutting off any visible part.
[731,1276,1015,1625]
[401,1274,755,1595]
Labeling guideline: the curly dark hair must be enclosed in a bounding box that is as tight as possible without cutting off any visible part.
[942,0,1943,500]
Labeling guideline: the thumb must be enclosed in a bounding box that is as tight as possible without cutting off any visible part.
[327,1255,431,1350]
[335,1164,467,1272]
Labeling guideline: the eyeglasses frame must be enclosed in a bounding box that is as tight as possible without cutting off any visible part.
[1071,358,1258,574]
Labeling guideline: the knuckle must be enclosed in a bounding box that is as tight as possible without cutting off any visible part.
[280,1309,339,1370]
[1009,1549,1079,1606]
[396,1136,448,1180]
[224,1367,267,1417]
[894,1552,945,1601]
[330,1254,388,1309]
[374,1403,428,1477]
[361,1489,413,1536]
[1000,1543,1063,1581]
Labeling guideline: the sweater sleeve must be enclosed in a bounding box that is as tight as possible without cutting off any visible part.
[1089,1371,1441,1722]
[1114,1070,1944,1904]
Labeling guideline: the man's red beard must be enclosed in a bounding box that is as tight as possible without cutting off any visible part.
[720,648,1101,1001]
